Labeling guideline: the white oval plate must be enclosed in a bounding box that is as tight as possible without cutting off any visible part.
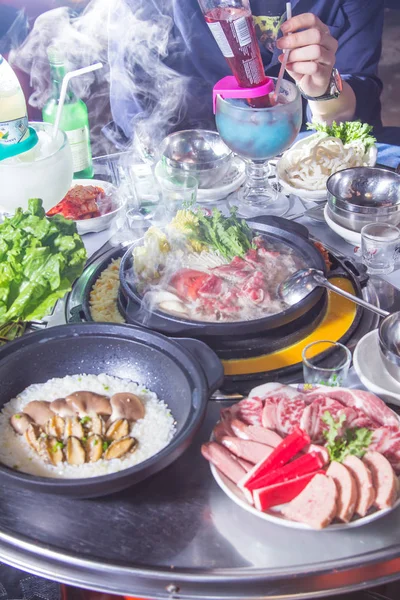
[210,384,400,531]
[354,329,400,407]
[276,134,377,203]
[68,179,125,235]
[324,204,361,247]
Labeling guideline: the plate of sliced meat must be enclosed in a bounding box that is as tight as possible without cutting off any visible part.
[202,383,400,530]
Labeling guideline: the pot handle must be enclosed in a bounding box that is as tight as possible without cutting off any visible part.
[68,305,86,323]
[246,215,310,239]
[174,338,224,395]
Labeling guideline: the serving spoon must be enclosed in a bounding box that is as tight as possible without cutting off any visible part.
[279,267,389,318]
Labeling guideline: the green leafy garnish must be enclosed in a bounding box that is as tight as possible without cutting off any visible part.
[80,416,91,425]
[187,207,255,261]
[82,436,87,443]
[52,441,65,452]
[0,198,86,327]
[103,385,110,391]
[307,120,376,151]
[0,321,27,346]
[102,441,110,451]
[93,439,99,446]
[322,411,373,462]
[14,414,22,419]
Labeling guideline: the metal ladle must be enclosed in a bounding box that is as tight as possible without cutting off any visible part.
[279,268,389,318]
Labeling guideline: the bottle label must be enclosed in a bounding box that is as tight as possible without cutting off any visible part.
[0,116,29,145]
[233,17,252,47]
[66,127,91,172]
[207,22,234,58]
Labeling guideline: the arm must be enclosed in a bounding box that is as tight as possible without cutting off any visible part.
[277,1,383,125]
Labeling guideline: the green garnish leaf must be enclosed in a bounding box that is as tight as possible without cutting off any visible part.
[82,436,87,443]
[103,385,110,391]
[52,441,65,452]
[322,410,373,463]
[93,439,99,446]
[80,416,91,425]
[307,120,376,151]
[102,441,110,451]
[14,414,22,419]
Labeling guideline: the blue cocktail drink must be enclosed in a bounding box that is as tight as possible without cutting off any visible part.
[215,78,302,216]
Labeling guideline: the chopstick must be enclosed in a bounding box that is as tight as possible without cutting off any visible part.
[272,2,292,105]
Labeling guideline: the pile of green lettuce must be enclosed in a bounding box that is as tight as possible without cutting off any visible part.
[0,198,87,327]
[307,120,376,151]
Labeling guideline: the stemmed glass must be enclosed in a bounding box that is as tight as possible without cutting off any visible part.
[215,77,302,217]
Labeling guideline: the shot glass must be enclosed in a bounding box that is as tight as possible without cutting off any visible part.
[361,223,400,275]
[155,161,198,216]
[302,340,352,387]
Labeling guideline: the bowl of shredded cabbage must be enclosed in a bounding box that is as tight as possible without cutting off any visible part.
[276,122,377,202]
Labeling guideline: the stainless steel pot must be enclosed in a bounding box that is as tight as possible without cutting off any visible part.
[327,167,400,233]
[379,312,400,383]
[159,129,233,188]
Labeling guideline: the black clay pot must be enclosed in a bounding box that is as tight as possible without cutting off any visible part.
[0,323,224,498]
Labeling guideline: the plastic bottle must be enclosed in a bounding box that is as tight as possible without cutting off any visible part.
[42,46,93,179]
[0,54,29,146]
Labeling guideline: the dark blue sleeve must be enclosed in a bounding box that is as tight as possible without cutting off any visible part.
[330,0,384,126]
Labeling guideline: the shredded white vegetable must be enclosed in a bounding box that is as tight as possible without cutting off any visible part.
[282,136,371,191]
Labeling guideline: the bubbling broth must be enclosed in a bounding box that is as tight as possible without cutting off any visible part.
[136,236,306,323]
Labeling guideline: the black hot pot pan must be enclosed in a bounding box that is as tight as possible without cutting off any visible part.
[0,323,224,498]
[119,216,327,337]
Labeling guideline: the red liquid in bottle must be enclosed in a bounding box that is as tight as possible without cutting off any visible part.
[204,6,272,107]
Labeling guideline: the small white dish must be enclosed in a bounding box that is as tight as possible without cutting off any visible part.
[276,134,377,203]
[354,329,400,407]
[196,157,246,203]
[70,179,125,235]
[324,204,361,247]
[210,383,400,531]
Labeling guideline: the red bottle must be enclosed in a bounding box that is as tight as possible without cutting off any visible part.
[198,0,273,106]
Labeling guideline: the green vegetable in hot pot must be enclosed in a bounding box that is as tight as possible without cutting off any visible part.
[0,198,87,326]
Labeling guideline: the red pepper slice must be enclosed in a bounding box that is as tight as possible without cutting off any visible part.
[239,427,310,490]
[253,470,324,512]
[245,451,324,492]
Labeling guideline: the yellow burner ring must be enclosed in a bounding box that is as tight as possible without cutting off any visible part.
[222,277,358,377]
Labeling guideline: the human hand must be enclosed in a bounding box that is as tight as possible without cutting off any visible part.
[276,13,338,99]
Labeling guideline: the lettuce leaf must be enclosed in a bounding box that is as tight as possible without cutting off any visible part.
[307,120,376,151]
[0,198,86,324]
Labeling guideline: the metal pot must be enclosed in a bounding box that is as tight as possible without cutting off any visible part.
[378,312,400,383]
[159,129,233,188]
[0,323,224,498]
[327,167,400,233]
[119,216,327,338]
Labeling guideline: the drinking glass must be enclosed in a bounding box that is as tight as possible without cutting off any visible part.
[361,223,400,275]
[154,161,198,218]
[302,340,352,387]
[215,77,302,217]
[0,121,73,213]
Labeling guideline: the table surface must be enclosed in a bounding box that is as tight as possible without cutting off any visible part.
[2,146,400,600]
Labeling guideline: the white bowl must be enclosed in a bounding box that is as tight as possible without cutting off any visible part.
[68,179,125,235]
[354,329,400,407]
[276,134,377,202]
[324,204,361,246]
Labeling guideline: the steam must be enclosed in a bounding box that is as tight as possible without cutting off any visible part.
[9,0,191,157]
